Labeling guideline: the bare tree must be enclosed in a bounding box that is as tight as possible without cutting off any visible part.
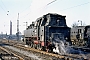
[71,22,78,28]
[72,21,86,28]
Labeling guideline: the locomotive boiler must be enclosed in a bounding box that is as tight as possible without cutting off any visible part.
[24,13,71,52]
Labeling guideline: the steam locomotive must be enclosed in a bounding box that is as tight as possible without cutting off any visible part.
[24,13,71,52]
[70,25,90,47]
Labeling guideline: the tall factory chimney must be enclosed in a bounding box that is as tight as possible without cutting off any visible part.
[10,21,12,35]
[17,13,19,40]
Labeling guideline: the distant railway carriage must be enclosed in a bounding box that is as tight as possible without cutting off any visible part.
[24,13,71,52]
[70,25,90,47]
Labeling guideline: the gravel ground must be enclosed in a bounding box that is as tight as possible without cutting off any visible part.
[4,45,90,60]
[3,45,42,60]
[1,40,90,60]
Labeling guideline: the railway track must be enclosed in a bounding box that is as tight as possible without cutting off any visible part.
[0,46,23,60]
[0,39,89,60]
[0,40,41,60]
[14,44,88,60]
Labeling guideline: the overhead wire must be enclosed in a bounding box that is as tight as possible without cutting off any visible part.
[60,2,90,11]
[1,0,89,23]
[20,0,90,25]
[1,0,89,19]
[0,0,13,20]
[1,0,8,10]
[12,1,32,21]
[47,0,57,6]
[0,0,32,34]
[0,0,10,16]
[20,0,58,20]
[19,4,32,14]
[17,4,31,20]
[0,0,32,21]
[0,5,7,14]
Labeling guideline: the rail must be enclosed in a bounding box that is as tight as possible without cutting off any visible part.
[1,39,88,60]
[0,46,24,60]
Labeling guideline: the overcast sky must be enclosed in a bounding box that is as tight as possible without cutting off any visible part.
[0,0,90,35]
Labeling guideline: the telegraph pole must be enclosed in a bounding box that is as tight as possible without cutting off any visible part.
[17,13,19,41]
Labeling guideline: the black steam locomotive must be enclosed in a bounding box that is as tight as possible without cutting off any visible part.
[70,25,90,47]
[24,13,71,52]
